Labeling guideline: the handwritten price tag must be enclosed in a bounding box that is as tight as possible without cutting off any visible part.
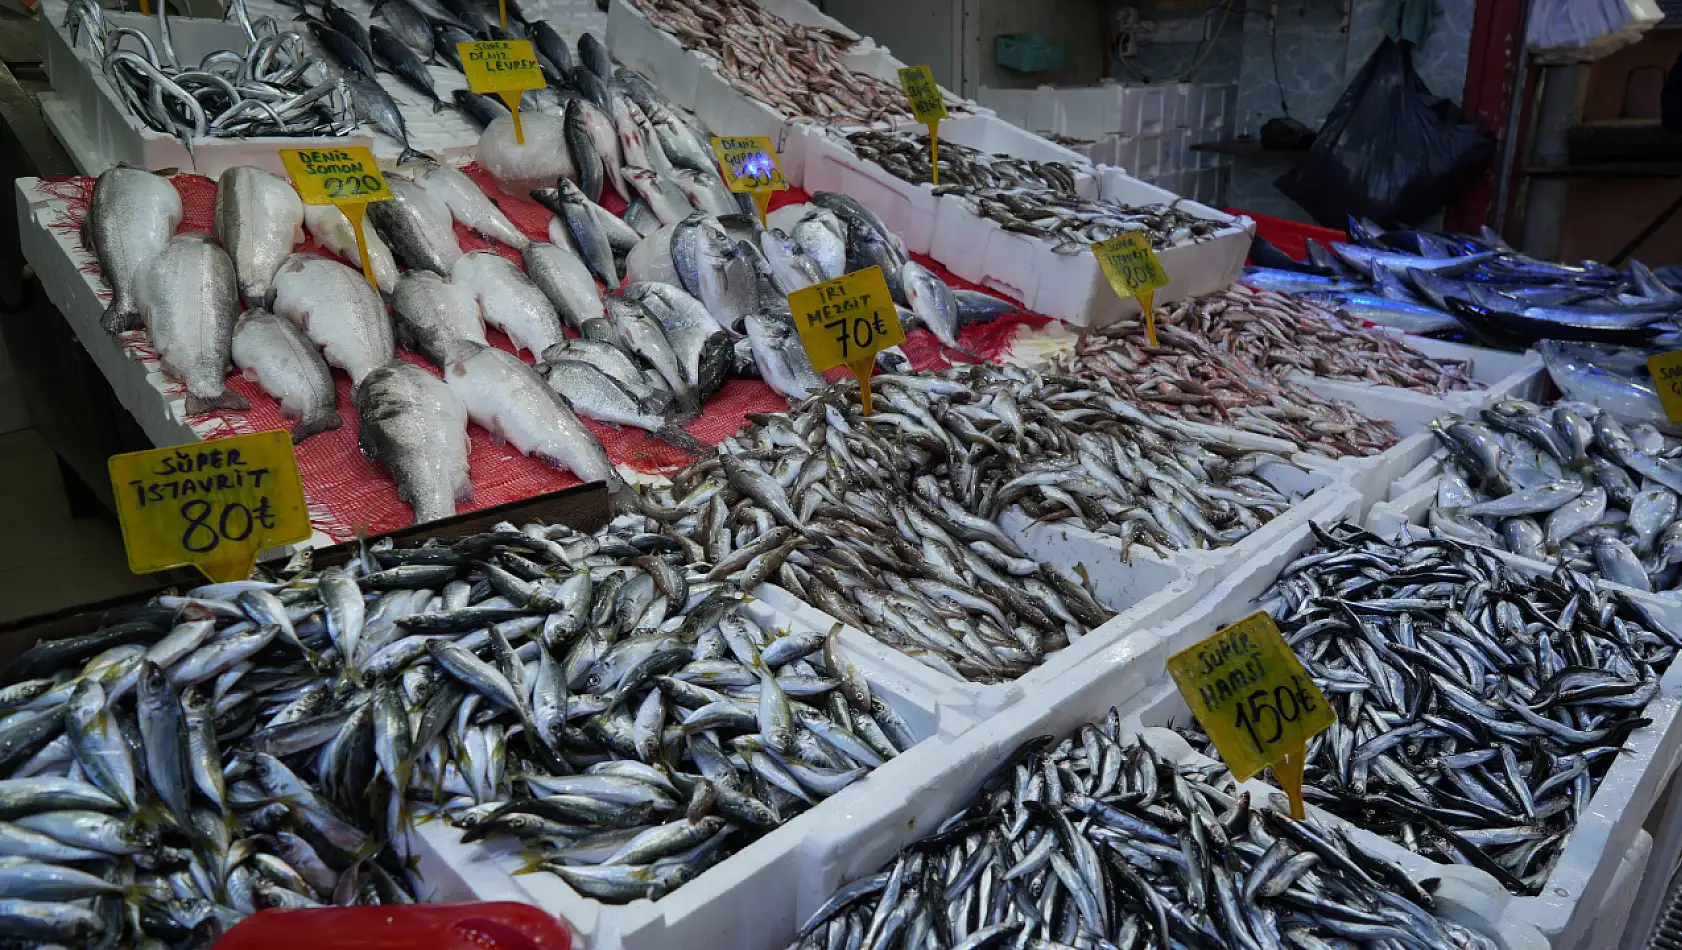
[1647,352,1682,423]
[279,147,390,288]
[1092,231,1171,345]
[459,40,545,144]
[710,135,789,224]
[786,266,905,415]
[110,431,311,584]
[897,65,948,124]
[897,65,948,186]
[1166,611,1333,819]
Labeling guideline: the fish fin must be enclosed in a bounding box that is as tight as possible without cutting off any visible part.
[653,424,709,455]
[397,146,430,166]
[292,408,345,443]
[101,300,140,334]
[185,388,250,415]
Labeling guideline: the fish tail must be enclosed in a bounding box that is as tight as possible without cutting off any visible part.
[100,298,140,335]
[292,408,345,443]
[653,423,709,455]
[397,146,429,166]
[185,388,250,415]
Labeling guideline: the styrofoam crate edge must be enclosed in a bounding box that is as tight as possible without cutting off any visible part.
[792,600,1544,950]
[1146,513,1682,947]
[405,591,971,950]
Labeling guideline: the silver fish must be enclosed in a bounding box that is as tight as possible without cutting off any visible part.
[442,340,616,484]
[356,361,472,524]
[272,253,395,388]
[451,250,565,361]
[88,166,183,334]
[213,165,304,307]
[390,271,489,369]
[132,233,247,414]
[231,308,343,442]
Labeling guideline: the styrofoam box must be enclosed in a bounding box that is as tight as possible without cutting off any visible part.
[805,112,1096,260]
[759,437,1353,721]
[38,3,376,177]
[1051,84,1123,140]
[790,554,1544,950]
[1167,82,1195,131]
[1129,133,1165,179]
[943,167,1250,326]
[1120,83,1171,136]
[1199,83,1235,130]
[1162,127,1193,173]
[975,85,1032,130]
[1182,515,1682,950]
[408,594,977,950]
[1190,125,1223,169]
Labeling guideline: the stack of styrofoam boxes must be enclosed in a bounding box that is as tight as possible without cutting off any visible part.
[976,81,1236,204]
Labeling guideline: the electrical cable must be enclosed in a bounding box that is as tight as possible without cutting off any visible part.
[1112,0,1238,84]
[1268,7,1291,116]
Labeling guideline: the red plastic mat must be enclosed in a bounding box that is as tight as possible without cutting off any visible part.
[42,171,1048,540]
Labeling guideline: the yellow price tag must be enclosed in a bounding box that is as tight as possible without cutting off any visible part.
[1166,611,1333,819]
[109,431,311,584]
[709,135,789,224]
[278,146,390,289]
[459,40,546,145]
[897,66,947,187]
[1092,231,1171,346]
[786,266,905,415]
[897,65,948,124]
[1647,352,1682,423]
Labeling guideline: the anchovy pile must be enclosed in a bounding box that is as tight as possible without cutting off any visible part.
[842,129,1221,255]
[0,568,433,944]
[1186,523,1680,894]
[1182,289,1477,395]
[65,0,358,143]
[789,722,1497,950]
[640,363,1315,683]
[624,0,963,123]
[1058,314,1399,458]
[1425,404,1682,593]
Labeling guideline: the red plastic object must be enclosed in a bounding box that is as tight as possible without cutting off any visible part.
[1223,209,1344,263]
[212,902,573,950]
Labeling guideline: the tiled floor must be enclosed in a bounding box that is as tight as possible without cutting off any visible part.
[0,428,155,623]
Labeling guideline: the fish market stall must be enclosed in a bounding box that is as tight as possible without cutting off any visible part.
[17,168,1045,542]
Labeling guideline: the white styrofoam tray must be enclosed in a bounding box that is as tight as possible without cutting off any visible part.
[924,166,1252,326]
[607,0,981,193]
[789,562,1547,950]
[1143,514,1682,950]
[407,594,976,950]
[759,436,1356,722]
[801,112,1095,258]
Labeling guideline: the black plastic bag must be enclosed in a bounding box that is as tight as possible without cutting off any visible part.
[1276,37,1495,227]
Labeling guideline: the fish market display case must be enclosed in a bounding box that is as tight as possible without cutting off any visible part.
[406,593,977,950]
[1133,516,1682,950]
[38,1,376,177]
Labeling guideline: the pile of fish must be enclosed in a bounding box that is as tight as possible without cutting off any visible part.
[0,560,442,945]
[789,721,1497,950]
[64,0,359,144]
[842,129,1221,255]
[1537,339,1678,429]
[408,518,915,904]
[1422,402,1682,593]
[638,362,1316,682]
[1057,309,1400,458]
[1185,522,1680,894]
[1180,288,1477,395]
[1243,219,1682,349]
[623,0,963,123]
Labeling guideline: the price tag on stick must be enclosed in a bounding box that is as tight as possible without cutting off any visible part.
[459,40,546,144]
[1166,611,1333,819]
[1092,231,1170,346]
[897,66,948,186]
[279,146,391,289]
[110,431,311,584]
[710,135,789,225]
[1648,352,1682,423]
[787,266,906,415]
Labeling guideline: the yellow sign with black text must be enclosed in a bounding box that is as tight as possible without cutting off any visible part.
[1092,231,1171,345]
[1647,352,1682,423]
[897,65,948,124]
[459,39,546,94]
[1166,611,1333,818]
[786,266,905,414]
[110,431,311,583]
[279,147,390,287]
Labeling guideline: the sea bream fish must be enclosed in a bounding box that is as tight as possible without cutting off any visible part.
[212,166,304,307]
[88,166,183,334]
[231,308,343,442]
[355,360,472,524]
[131,234,248,414]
